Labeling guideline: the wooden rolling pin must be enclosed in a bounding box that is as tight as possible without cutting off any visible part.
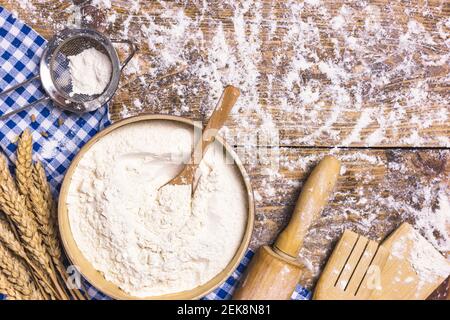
[233,156,341,300]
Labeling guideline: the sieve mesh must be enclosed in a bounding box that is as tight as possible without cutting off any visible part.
[50,36,113,103]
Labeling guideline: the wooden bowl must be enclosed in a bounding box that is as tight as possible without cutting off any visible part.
[58,114,255,300]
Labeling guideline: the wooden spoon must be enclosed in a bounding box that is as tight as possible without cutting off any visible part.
[162,85,240,188]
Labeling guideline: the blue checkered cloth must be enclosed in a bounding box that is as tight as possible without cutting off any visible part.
[0,7,109,192]
[0,6,310,301]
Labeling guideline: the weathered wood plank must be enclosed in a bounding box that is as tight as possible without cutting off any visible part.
[1,0,448,147]
[0,0,448,298]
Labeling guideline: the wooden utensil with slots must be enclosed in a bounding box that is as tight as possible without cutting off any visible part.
[233,156,341,300]
[313,230,390,300]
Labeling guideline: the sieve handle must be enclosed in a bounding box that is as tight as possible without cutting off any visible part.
[0,74,40,98]
[0,97,50,121]
[111,39,138,71]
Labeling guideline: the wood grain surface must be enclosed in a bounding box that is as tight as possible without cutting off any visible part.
[0,0,448,299]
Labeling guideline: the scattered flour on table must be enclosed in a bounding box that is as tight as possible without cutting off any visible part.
[39,137,59,160]
[413,192,450,253]
[14,0,449,147]
[68,47,112,96]
[66,121,248,297]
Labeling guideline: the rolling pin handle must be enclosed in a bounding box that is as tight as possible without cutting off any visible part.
[274,156,341,258]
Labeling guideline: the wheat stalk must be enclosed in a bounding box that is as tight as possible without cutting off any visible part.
[0,244,43,299]
[29,163,71,298]
[16,133,85,300]
[0,154,68,299]
[19,139,84,300]
[0,154,51,272]
[1,132,86,300]
[30,162,87,300]
[15,130,33,211]
[30,162,61,262]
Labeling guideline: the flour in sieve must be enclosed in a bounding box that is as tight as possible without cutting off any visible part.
[68,47,112,96]
[66,121,248,297]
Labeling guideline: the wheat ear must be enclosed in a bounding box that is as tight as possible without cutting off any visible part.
[30,162,62,262]
[0,154,51,273]
[0,213,27,259]
[16,133,84,300]
[30,162,87,300]
[28,164,65,297]
[16,137,75,301]
[15,130,33,211]
[0,244,43,299]
[29,162,68,298]
[0,270,24,300]
[0,211,55,300]
[0,212,58,299]
[0,154,67,299]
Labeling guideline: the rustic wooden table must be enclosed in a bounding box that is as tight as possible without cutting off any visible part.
[1,0,448,299]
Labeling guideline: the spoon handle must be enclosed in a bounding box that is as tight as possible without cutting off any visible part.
[197,85,240,158]
[166,85,240,186]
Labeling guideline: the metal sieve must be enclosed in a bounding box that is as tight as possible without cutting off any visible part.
[0,28,136,120]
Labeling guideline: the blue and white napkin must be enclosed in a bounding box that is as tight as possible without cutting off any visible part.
[0,6,310,300]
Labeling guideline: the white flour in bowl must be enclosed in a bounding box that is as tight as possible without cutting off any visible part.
[68,47,112,96]
[66,121,248,297]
